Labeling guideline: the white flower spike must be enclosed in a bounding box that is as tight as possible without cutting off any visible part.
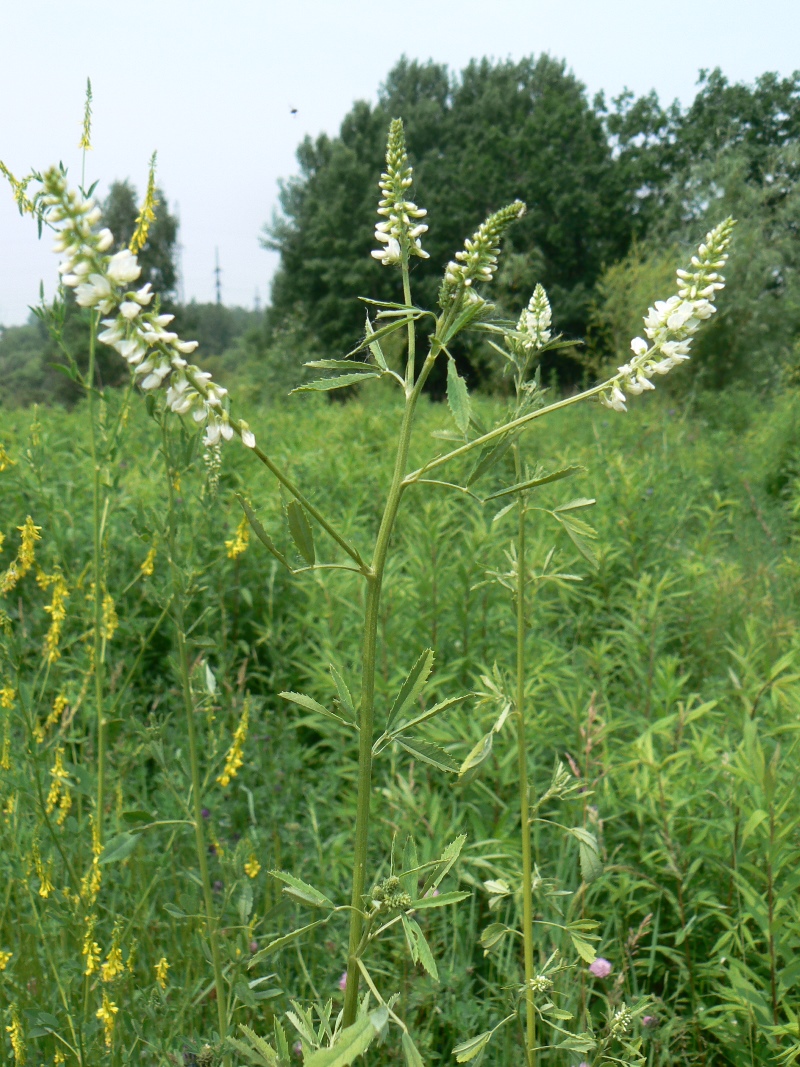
[37,167,254,450]
[600,217,735,412]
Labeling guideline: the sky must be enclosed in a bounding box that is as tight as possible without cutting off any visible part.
[1,0,798,326]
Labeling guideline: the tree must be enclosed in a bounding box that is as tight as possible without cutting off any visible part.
[264,56,628,384]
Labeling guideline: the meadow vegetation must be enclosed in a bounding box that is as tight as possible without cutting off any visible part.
[2,61,800,1067]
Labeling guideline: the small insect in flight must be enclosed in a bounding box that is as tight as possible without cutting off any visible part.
[290,107,298,115]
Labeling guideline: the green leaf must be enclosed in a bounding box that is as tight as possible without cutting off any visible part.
[484,466,584,501]
[235,1024,281,1066]
[292,371,382,393]
[553,497,596,513]
[466,434,513,487]
[400,835,419,898]
[287,501,315,565]
[346,314,415,356]
[422,834,467,895]
[401,915,439,981]
[397,694,467,734]
[570,933,597,964]
[395,735,459,773]
[386,649,434,733]
[554,514,598,567]
[568,827,603,884]
[280,691,353,730]
[401,1030,425,1067]
[271,871,333,909]
[452,1031,493,1063]
[237,495,294,572]
[446,357,471,435]
[329,666,356,723]
[304,1007,388,1067]
[303,359,372,371]
[409,890,470,910]
[99,832,138,865]
[248,919,329,968]
[364,314,388,370]
[234,974,258,1008]
[742,808,768,844]
[163,902,186,919]
[121,809,154,825]
[458,732,494,784]
[479,923,510,953]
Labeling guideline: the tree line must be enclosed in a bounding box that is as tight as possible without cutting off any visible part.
[2,57,799,406]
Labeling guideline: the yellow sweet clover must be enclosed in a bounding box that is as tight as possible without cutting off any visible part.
[101,591,118,643]
[96,992,118,1048]
[1,517,41,595]
[101,933,125,983]
[140,545,156,577]
[0,444,16,473]
[39,569,69,663]
[82,915,101,977]
[46,747,71,826]
[225,515,250,559]
[5,1003,25,1064]
[155,956,169,989]
[244,853,261,879]
[217,699,249,787]
[130,152,159,255]
[0,949,11,970]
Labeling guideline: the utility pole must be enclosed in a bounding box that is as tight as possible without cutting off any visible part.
[214,247,222,305]
[254,288,261,312]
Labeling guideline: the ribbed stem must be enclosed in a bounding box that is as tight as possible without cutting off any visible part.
[162,423,228,1044]
[87,312,106,843]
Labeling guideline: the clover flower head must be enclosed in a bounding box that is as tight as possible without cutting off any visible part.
[517,283,552,350]
[600,217,734,413]
[439,200,526,309]
[610,1005,633,1038]
[588,956,612,978]
[34,167,255,451]
[371,118,428,266]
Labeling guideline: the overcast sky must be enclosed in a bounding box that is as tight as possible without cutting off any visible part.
[1,0,797,326]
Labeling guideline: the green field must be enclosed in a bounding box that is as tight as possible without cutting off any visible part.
[3,383,800,1066]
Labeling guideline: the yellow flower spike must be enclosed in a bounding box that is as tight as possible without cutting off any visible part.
[42,570,69,663]
[54,1052,65,1065]
[82,915,101,976]
[46,747,69,815]
[0,949,12,970]
[0,686,14,709]
[217,698,249,788]
[130,151,159,255]
[0,443,14,472]
[101,930,124,983]
[225,515,250,560]
[96,992,118,1048]
[0,718,10,771]
[244,853,261,879]
[45,694,68,732]
[140,545,156,577]
[101,591,118,643]
[155,956,169,989]
[78,77,93,152]
[0,517,41,595]
[5,1003,25,1064]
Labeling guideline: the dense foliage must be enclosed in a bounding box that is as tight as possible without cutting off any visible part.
[2,386,800,1065]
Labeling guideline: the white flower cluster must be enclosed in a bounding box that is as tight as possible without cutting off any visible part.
[517,283,552,351]
[371,119,428,267]
[439,200,526,308]
[600,217,735,412]
[40,167,254,449]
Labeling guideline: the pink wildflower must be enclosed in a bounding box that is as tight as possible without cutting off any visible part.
[588,957,612,978]
[338,970,348,991]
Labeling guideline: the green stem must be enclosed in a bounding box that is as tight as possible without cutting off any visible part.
[161,422,228,1043]
[86,311,106,843]
[341,339,438,1027]
[402,256,415,392]
[514,443,536,1067]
